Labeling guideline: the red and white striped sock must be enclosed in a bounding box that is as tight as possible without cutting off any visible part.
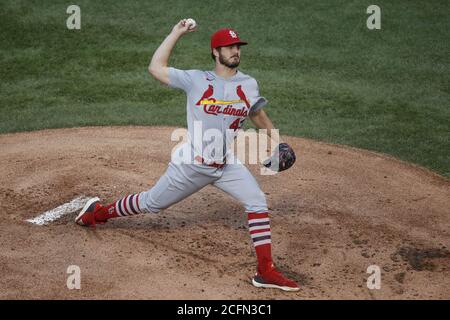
[248,212,273,274]
[95,193,143,221]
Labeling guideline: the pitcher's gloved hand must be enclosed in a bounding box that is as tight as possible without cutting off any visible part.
[263,143,296,172]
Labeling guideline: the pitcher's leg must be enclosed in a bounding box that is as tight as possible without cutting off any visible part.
[76,162,215,226]
[212,163,268,214]
[213,164,272,268]
[138,162,217,214]
[213,163,299,291]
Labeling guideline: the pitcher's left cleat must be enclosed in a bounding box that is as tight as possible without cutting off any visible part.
[252,266,300,292]
[75,197,107,227]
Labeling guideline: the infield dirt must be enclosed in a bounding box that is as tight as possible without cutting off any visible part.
[0,126,449,299]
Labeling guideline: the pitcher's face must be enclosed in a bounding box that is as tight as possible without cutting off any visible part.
[217,44,241,68]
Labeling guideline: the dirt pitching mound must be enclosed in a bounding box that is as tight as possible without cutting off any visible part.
[0,126,449,299]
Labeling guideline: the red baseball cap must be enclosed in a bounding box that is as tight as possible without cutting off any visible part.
[210,28,248,50]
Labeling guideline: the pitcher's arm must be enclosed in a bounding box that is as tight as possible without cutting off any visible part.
[148,19,197,85]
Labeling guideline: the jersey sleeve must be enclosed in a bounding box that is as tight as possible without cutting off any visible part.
[168,67,195,92]
[249,79,268,112]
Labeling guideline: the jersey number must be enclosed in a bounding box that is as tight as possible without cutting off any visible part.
[229,118,244,131]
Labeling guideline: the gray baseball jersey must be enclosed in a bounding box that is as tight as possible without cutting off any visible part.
[168,67,268,164]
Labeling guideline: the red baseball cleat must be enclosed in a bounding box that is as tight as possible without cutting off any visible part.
[75,197,107,227]
[252,266,300,292]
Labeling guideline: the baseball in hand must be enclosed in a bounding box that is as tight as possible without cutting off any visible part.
[185,18,197,30]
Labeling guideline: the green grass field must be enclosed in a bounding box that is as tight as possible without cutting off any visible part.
[1,0,449,176]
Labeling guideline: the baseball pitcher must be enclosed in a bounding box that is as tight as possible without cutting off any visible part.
[75,19,299,291]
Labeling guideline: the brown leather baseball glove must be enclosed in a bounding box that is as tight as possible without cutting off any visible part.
[263,143,296,172]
